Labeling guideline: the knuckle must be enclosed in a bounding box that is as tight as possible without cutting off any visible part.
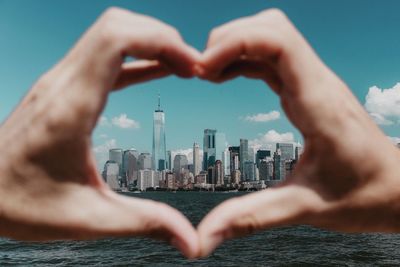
[260,8,288,22]
[209,27,223,42]
[102,6,124,20]
[166,26,181,39]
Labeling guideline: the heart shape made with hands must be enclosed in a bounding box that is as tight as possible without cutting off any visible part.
[8,7,398,261]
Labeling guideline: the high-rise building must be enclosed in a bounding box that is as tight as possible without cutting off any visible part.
[109,148,123,167]
[229,146,240,174]
[152,94,167,171]
[259,158,273,181]
[222,148,230,176]
[122,149,139,186]
[203,129,216,170]
[273,149,282,180]
[256,150,271,168]
[276,143,294,160]
[295,146,303,161]
[173,154,188,174]
[138,152,152,170]
[214,160,224,185]
[103,161,120,190]
[239,139,249,180]
[244,161,255,181]
[167,150,172,170]
[137,169,158,191]
[193,142,200,176]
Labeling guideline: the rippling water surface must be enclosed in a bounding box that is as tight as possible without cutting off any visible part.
[1,192,400,266]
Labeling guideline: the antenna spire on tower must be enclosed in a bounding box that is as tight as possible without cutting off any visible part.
[158,93,161,110]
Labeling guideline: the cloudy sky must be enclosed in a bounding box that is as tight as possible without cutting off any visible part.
[1,0,400,169]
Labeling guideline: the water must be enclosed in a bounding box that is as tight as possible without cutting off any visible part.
[1,192,400,266]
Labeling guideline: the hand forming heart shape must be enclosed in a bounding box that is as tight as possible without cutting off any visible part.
[0,7,399,259]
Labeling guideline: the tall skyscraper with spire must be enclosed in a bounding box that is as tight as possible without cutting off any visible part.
[152,94,167,171]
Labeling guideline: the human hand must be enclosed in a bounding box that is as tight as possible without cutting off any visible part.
[0,7,200,258]
[196,9,400,257]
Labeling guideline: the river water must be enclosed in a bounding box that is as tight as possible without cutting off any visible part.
[1,192,399,266]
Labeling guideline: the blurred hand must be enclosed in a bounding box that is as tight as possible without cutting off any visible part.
[0,7,200,258]
[197,9,400,257]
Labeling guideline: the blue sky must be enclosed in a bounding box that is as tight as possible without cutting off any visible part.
[1,0,400,168]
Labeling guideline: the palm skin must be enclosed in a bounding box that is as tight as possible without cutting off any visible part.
[196,9,400,257]
[0,7,201,258]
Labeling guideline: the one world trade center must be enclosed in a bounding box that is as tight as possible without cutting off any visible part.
[152,94,167,171]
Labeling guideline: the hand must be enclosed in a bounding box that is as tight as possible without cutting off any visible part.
[196,9,400,257]
[0,7,200,258]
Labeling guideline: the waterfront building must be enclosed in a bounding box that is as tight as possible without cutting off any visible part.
[259,158,274,181]
[276,143,294,160]
[203,129,216,171]
[222,148,230,176]
[152,94,167,171]
[137,169,158,191]
[231,170,241,185]
[122,149,139,186]
[195,171,207,185]
[193,142,200,176]
[103,161,120,190]
[214,160,224,185]
[239,139,249,180]
[273,149,282,180]
[138,152,152,170]
[167,150,172,170]
[109,148,123,174]
[244,160,255,181]
[295,146,303,161]
[165,171,175,189]
[256,150,271,168]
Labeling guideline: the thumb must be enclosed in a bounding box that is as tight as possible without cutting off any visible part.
[94,191,200,259]
[197,184,320,257]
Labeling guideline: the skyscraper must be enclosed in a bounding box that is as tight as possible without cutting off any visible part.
[203,129,226,171]
[239,139,249,180]
[276,143,294,160]
[122,149,139,185]
[109,148,123,166]
[203,129,216,170]
[193,142,200,176]
[256,150,271,168]
[173,154,189,174]
[138,152,152,170]
[152,94,167,171]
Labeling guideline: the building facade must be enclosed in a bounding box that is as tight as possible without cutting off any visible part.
[152,94,167,171]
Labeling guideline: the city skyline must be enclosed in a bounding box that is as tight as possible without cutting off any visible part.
[1,1,400,171]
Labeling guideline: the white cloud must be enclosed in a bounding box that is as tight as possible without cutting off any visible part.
[97,114,140,129]
[249,130,295,151]
[93,138,117,170]
[365,83,400,125]
[98,116,111,127]
[243,110,280,122]
[111,114,140,129]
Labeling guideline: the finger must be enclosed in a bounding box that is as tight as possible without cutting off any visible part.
[113,60,171,90]
[213,58,283,94]
[8,186,199,259]
[197,185,320,257]
[123,36,201,78]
